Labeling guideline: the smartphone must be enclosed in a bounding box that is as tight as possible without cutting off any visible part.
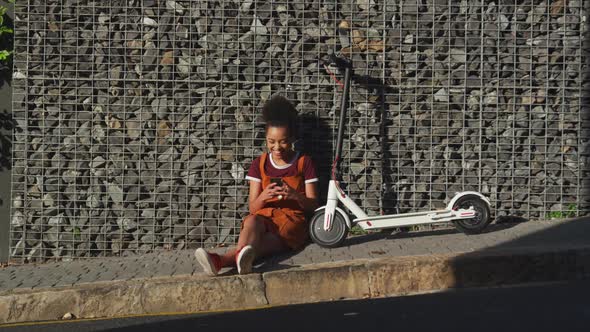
[270,177,283,187]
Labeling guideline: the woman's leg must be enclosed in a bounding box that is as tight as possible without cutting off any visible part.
[255,232,288,258]
[219,215,266,267]
[218,215,287,267]
[219,248,238,267]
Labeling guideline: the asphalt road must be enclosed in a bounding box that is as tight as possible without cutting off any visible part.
[2,280,589,332]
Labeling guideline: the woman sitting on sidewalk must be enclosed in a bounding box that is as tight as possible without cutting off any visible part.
[195,95,319,275]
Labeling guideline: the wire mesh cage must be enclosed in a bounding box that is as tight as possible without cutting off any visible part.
[9,0,590,262]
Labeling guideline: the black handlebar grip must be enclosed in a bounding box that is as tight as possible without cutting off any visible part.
[329,53,352,69]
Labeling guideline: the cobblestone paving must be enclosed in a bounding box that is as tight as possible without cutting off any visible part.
[1,219,588,292]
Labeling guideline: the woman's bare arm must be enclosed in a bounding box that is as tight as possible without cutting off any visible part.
[291,182,319,215]
[248,181,263,214]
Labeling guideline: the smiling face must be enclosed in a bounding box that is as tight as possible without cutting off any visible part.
[265,125,294,163]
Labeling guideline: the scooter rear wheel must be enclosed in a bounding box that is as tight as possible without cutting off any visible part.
[309,210,348,248]
[452,195,491,234]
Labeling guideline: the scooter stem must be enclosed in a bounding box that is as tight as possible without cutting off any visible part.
[333,66,352,179]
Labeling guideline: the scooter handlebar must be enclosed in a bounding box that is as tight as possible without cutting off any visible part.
[328,52,352,69]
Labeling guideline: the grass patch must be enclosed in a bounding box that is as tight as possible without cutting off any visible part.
[349,224,368,236]
[546,203,577,220]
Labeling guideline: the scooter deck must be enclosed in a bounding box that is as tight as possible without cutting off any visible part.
[352,207,476,230]
[353,209,450,223]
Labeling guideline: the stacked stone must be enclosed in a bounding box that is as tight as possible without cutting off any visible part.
[9,0,588,261]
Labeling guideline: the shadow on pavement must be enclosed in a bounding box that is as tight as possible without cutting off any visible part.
[448,216,590,289]
[332,219,523,248]
[475,217,590,252]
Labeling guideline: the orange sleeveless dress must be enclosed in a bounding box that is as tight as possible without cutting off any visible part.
[248,153,309,250]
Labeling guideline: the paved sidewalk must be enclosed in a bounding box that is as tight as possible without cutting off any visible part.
[1,218,588,292]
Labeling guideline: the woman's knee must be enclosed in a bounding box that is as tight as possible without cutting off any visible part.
[242,215,265,232]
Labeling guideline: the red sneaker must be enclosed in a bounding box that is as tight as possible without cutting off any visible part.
[195,248,222,276]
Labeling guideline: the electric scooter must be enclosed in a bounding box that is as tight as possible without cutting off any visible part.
[309,25,492,248]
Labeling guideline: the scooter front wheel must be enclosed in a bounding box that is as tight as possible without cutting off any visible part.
[309,210,348,248]
[452,195,491,234]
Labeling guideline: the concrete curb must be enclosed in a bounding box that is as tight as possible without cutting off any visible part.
[1,246,589,324]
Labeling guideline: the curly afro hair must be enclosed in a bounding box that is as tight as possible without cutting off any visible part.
[262,94,298,137]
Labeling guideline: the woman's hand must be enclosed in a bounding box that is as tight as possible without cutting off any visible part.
[259,182,283,202]
[277,182,319,213]
[276,183,301,201]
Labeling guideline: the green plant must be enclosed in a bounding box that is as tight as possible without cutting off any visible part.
[349,224,367,236]
[546,203,577,219]
[0,0,13,62]
[73,227,82,241]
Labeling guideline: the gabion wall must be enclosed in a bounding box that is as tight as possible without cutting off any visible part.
[10,0,590,261]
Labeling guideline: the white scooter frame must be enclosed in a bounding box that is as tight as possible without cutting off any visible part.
[321,180,491,232]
